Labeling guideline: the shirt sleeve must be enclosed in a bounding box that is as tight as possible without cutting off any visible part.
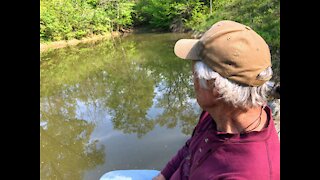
[160,137,192,179]
[160,111,207,179]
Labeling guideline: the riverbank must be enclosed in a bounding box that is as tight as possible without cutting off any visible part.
[40,32,122,53]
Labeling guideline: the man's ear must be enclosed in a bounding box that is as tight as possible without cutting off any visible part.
[207,79,220,97]
[206,79,215,89]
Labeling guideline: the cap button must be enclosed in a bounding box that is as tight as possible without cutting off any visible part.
[245,26,251,30]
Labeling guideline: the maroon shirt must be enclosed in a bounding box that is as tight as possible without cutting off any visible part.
[161,106,280,180]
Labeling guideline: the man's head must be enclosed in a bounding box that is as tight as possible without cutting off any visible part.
[174,20,272,87]
[192,61,270,109]
[174,20,273,108]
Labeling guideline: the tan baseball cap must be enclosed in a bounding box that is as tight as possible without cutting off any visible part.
[174,20,272,86]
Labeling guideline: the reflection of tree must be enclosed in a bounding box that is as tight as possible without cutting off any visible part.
[40,33,205,179]
[153,73,200,135]
[40,33,200,141]
[40,42,117,178]
[135,33,201,135]
[154,81,199,135]
[40,95,105,180]
[104,33,200,136]
[103,40,156,138]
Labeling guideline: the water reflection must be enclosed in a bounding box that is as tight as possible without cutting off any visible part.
[40,33,200,179]
[40,96,105,179]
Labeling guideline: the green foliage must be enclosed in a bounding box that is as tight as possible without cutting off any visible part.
[184,2,209,31]
[116,2,135,28]
[133,0,204,31]
[197,0,279,49]
[40,0,135,42]
[185,0,280,80]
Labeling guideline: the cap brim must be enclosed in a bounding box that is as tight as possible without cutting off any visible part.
[174,39,201,60]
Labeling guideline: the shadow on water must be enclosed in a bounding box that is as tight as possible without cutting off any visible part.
[40,32,201,179]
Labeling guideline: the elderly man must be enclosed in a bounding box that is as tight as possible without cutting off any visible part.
[153,20,280,180]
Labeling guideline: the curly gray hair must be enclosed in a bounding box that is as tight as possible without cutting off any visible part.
[194,61,273,108]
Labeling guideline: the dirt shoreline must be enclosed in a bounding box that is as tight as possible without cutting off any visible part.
[40,32,121,53]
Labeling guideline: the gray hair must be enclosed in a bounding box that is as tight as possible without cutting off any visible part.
[194,61,272,108]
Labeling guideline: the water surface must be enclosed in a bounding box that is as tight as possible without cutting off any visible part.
[40,33,201,180]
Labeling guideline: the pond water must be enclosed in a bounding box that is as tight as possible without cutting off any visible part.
[40,32,202,180]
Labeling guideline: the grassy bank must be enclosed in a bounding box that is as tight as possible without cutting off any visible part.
[40,32,122,53]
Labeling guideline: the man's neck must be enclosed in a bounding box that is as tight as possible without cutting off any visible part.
[206,104,268,134]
